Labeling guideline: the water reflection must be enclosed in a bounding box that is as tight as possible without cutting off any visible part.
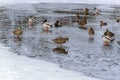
[52,47,68,54]
[88,37,94,43]
[101,44,114,57]
[42,29,53,33]
[13,36,22,42]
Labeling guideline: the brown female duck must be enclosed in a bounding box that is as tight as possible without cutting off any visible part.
[52,37,69,47]
[88,27,95,38]
[13,28,23,38]
[77,17,87,28]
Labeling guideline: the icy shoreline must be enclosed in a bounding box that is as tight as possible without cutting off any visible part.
[0,44,102,80]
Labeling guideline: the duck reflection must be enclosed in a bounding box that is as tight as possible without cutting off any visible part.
[88,37,94,43]
[13,36,22,42]
[52,47,68,54]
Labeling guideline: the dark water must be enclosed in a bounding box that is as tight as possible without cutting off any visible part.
[0,3,120,80]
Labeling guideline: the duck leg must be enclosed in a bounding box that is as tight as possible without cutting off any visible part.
[16,35,20,38]
[57,44,59,48]
[60,44,62,48]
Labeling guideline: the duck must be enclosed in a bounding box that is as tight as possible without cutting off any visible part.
[13,28,23,38]
[104,29,114,38]
[94,7,100,15]
[100,20,107,27]
[28,17,35,29]
[54,20,62,28]
[42,19,52,32]
[88,27,95,38]
[102,29,114,46]
[77,17,87,28]
[84,7,89,15]
[52,37,69,47]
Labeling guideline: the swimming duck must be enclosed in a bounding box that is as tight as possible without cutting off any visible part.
[104,29,114,38]
[94,7,100,15]
[100,20,107,27]
[116,17,120,23]
[52,37,69,47]
[76,13,80,19]
[77,17,87,28]
[54,20,62,27]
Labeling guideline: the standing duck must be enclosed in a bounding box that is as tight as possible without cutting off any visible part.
[42,20,52,32]
[28,17,35,29]
[13,28,23,38]
[102,29,114,46]
[88,27,95,38]
[102,35,112,46]
[52,37,69,47]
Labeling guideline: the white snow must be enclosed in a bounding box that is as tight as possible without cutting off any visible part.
[0,44,102,80]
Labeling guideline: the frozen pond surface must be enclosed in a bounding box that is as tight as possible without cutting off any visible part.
[0,3,120,80]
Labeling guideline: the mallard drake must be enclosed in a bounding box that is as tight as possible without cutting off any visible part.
[52,47,68,54]
[42,20,52,32]
[13,28,23,38]
[54,20,62,27]
[100,20,107,27]
[52,37,69,47]
[102,29,114,46]
[94,7,100,15]
[104,29,114,38]
[88,27,95,38]
[28,18,35,29]
[102,35,113,46]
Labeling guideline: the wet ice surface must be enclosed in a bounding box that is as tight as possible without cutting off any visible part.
[1,3,120,80]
